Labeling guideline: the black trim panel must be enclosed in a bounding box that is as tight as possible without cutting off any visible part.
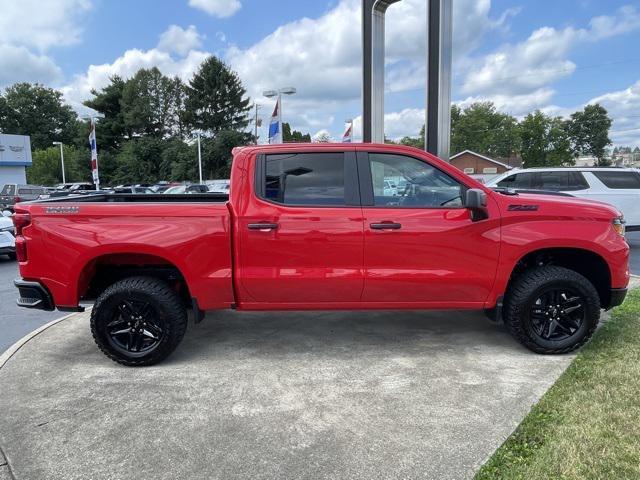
[608,288,627,309]
[14,279,55,311]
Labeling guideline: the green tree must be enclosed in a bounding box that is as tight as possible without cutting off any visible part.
[399,125,425,149]
[450,102,520,158]
[184,56,251,134]
[201,130,252,179]
[519,111,574,168]
[120,68,186,139]
[283,122,311,143]
[27,146,92,185]
[0,83,77,150]
[568,104,613,166]
[83,76,128,151]
[113,137,166,184]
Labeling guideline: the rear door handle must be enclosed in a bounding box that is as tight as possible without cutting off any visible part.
[248,223,279,231]
[370,222,402,230]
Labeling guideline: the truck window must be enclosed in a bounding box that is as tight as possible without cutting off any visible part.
[263,152,345,205]
[368,153,463,207]
[592,171,640,189]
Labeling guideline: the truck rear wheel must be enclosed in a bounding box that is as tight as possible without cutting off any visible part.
[504,266,600,354]
[90,276,187,366]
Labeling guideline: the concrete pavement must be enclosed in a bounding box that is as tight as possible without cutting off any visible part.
[0,308,578,480]
[0,257,62,353]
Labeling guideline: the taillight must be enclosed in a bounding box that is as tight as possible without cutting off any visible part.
[14,196,21,203]
[12,212,31,236]
[15,236,27,262]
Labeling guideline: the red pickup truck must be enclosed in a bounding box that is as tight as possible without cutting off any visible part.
[13,144,630,366]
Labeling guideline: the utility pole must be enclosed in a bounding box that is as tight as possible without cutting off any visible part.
[254,104,262,144]
[197,132,203,184]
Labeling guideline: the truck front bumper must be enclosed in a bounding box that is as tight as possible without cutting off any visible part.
[14,279,55,311]
[609,288,628,309]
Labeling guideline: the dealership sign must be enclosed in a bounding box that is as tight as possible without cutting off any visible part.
[0,134,32,166]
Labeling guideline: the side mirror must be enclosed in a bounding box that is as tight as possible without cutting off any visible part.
[465,189,488,221]
[1,210,12,217]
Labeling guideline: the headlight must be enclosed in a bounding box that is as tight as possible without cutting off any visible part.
[613,217,626,237]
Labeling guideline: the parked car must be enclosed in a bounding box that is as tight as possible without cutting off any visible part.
[487,168,640,230]
[0,211,16,260]
[165,184,211,194]
[113,186,155,194]
[0,184,46,211]
[207,180,231,194]
[13,144,629,366]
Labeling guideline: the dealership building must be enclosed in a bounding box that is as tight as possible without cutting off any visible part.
[0,134,32,185]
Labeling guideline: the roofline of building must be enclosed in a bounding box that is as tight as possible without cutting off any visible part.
[449,150,514,170]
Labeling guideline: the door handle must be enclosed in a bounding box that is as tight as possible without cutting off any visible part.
[370,222,402,230]
[248,223,279,231]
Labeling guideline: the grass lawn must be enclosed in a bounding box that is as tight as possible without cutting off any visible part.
[476,289,640,480]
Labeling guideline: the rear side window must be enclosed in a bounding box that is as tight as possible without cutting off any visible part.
[497,172,534,189]
[1,185,16,195]
[592,171,640,189]
[535,171,589,191]
[263,153,346,205]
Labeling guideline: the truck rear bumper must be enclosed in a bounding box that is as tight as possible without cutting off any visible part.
[14,279,55,311]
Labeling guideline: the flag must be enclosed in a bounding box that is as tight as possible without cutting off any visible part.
[342,121,353,143]
[88,119,100,188]
[268,97,282,144]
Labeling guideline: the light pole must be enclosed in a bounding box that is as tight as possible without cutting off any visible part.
[196,132,203,184]
[253,103,262,144]
[263,87,296,143]
[52,142,66,184]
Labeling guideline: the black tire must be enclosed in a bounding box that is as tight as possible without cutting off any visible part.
[90,276,187,366]
[504,266,600,354]
[7,252,17,261]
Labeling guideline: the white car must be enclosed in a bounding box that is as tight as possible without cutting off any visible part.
[487,167,640,230]
[0,212,16,260]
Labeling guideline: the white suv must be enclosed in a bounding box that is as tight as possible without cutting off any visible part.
[487,168,640,230]
[0,212,16,260]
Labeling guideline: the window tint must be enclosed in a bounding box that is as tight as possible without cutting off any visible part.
[497,173,533,189]
[1,185,16,195]
[368,153,463,207]
[533,171,588,191]
[592,171,640,189]
[264,153,345,205]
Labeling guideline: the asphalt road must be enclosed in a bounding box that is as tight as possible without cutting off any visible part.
[1,233,639,354]
[0,256,62,353]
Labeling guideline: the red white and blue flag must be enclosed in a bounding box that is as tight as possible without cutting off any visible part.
[88,119,100,189]
[268,97,282,144]
[342,121,353,143]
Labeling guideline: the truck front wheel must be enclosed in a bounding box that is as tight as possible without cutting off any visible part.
[504,266,601,354]
[90,276,188,366]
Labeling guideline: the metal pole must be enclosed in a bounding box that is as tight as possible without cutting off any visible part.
[59,143,66,184]
[278,93,283,143]
[254,104,260,144]
[197,133,203,184]
[362,0,402,143]
[425,0,453,159]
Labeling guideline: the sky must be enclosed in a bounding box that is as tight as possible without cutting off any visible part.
[1,0,640,146]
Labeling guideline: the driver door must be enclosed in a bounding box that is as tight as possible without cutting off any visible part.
[358,150,501,306]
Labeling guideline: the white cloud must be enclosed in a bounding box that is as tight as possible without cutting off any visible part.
[460,5,640,112]
[62,48,209,105]
[0,0,91,51]
[0,44,63,88]
[587,80,640,145]
[188,0,241,18]
[158,25,204,56]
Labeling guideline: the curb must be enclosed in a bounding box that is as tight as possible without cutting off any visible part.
[0,310,87,371]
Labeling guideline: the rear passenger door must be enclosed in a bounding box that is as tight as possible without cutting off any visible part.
[236,149,365,305]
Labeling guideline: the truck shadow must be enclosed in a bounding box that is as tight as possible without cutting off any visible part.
[170,309,526,364]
